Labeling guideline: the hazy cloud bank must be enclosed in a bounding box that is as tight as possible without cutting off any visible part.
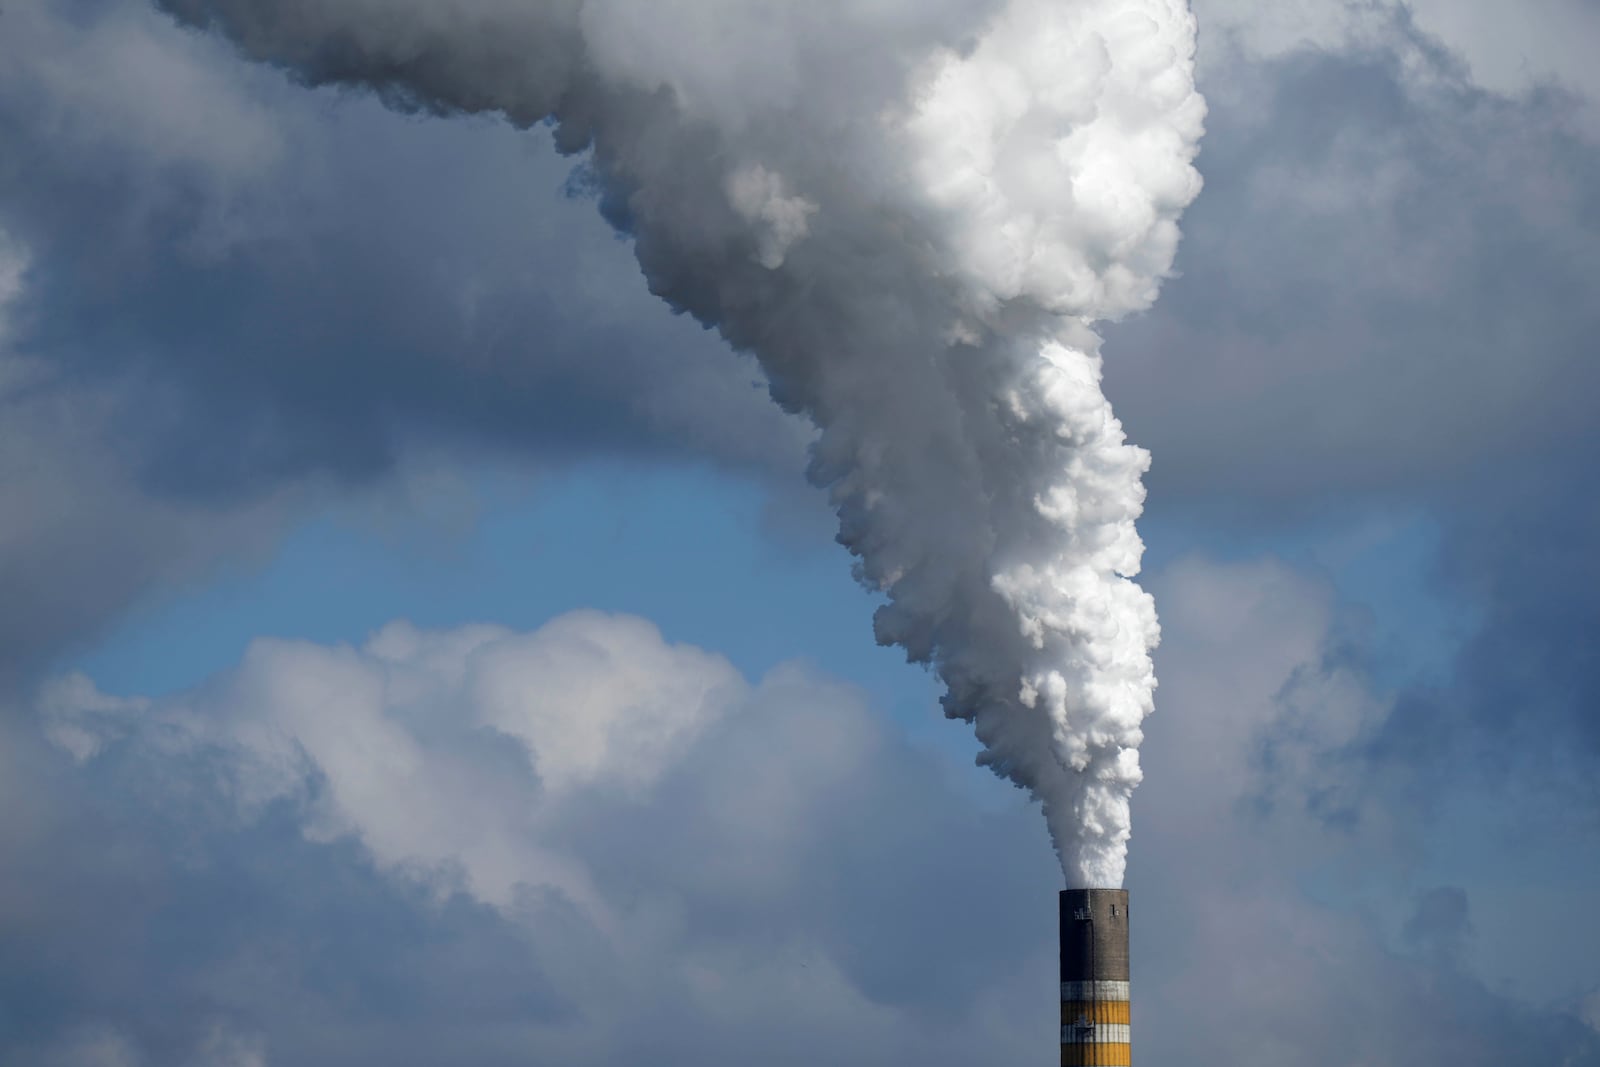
[8,576,1596,1065]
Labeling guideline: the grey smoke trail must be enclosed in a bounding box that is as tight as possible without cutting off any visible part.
[160,0,1205,888]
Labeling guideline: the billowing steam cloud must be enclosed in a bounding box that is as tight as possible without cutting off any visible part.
[160,0,1204,888]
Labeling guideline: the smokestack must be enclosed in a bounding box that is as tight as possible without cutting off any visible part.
[1060,888,1130,1066]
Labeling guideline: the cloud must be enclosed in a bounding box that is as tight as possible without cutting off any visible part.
[10,591,1597,1065]
[0,0,804,491]
[0,308,302,683]
[1106,7,1600,509]
[1130,557,1600,1066]
[1403,886,1473,962]
[3,0,1597,736]
[0,0,812,676]
[1195,0,1600,120]
[1089,5,1600,826]
[11,1022,268,1067]
[1371,478,1600,798]
[20,610,1057,1065]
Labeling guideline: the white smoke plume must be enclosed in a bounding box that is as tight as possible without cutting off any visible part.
[159,0,1205,888]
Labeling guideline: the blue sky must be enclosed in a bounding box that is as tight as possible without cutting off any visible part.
[3,1,1600,1065]
[71,460,1454,753]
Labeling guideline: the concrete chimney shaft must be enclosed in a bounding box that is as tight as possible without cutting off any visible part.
[1059,889,1130,1066]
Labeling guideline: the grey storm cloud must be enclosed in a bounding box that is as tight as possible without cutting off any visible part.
[0,0,808,677]
[1099,4,1600,816]
[0,0,803,489]
[1367,478,1600,801]
[1131,557,1600,1065]
[1105,7,1600,508]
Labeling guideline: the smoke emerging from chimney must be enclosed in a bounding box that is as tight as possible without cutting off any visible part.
[161,0,1205,888]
